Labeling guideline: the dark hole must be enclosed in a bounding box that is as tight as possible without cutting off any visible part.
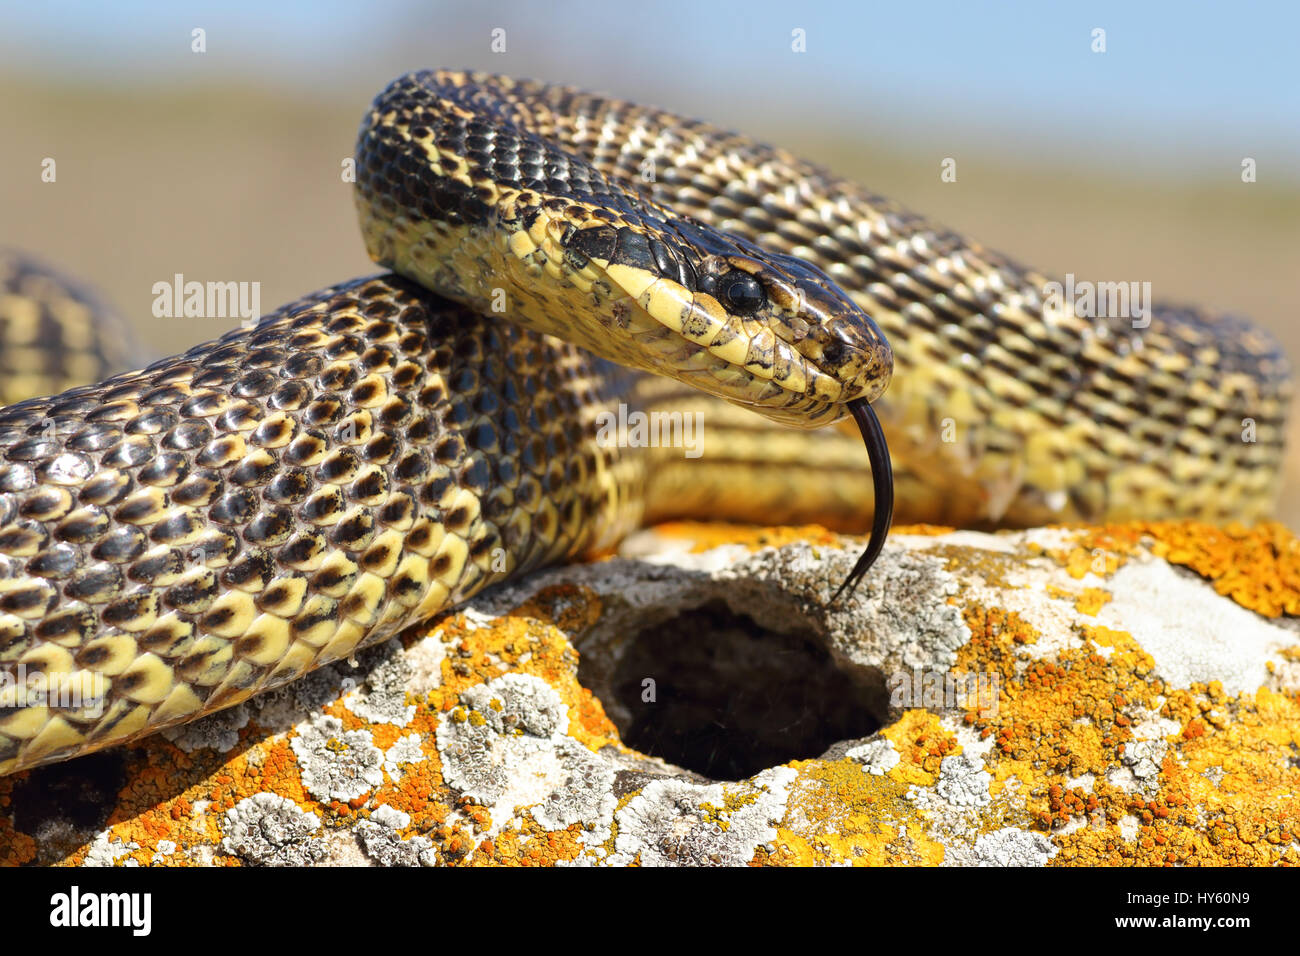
[10,750,127,862]
[581,600,883,781]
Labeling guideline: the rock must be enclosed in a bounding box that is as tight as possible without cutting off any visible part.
[2,520,1297,866]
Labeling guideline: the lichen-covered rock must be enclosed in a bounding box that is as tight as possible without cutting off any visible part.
[1,520,1297,866]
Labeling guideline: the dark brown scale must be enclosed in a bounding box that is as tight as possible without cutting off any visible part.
[196,437,245,469]
[311,561,356,595]
[230,455,275,487]
[102,590,158,627]
[317,449,359,483]
[101,437,155,469]
[78,472,132,507]
[329,509,375,549]
[127,549,181,584]
[125,410,177,437]
[66,426,123,454]
[266,469,312,503]
[19,488,70,520]
[148,509,201,546]
[233,370,279,398]
[405,415,433,444]
[348,468,388,503]
[251,417,296,447]
[222,551,273,589]
[0,585,55,615]
[180,392,231,419]
[54,509,108,543]
[360,539,396,572]
[257,580,300,614]
[0,466,35,494]
[458,455,492,494]
[163,421,213,451]
[422,466,455,497]
[172,473,222,507]
[349,378,383,405]
[244,507,294,545]
[285,433,328,466]
[64,566,123,603]
[377,493,414,527]
[92,524,147,562]
[27,544,79,578]
[339,415,373,446]
[277,532,326,568]
[215,403,262,433]
[209,489,257,525]
[304,398,343,426]
[270,381,311,411]
[300,487,345,524]
[292,600,337,637]
[143,385,190,408]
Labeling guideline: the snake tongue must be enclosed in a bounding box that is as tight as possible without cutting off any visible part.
[830,398,894,604]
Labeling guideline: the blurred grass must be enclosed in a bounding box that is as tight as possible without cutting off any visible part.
[2,74,1296,525]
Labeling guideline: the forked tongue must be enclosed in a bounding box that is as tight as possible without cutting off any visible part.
[830,398,894,604]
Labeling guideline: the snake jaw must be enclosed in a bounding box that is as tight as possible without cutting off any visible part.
[830,397,895,604]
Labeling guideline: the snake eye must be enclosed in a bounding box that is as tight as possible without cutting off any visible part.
[717,272,765,315]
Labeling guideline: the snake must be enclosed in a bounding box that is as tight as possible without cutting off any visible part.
[0,69,1290,777]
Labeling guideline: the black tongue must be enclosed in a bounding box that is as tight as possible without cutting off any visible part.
[830,398,894,604]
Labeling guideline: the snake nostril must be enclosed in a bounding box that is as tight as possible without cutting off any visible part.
[821,339,849,367]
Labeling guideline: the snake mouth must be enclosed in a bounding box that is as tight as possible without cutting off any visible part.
[831,397,894,603]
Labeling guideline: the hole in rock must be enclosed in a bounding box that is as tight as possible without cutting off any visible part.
[11,750,126,832]
[579,600,884,781]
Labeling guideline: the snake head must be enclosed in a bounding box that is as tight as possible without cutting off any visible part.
[660,218,895,592]
[585,216,896,592]
[581,215,893,428]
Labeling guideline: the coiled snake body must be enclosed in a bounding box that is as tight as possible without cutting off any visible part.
[0,70,1289,775]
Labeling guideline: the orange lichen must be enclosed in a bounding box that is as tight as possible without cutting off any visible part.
[1074,587,1112,616]
[881,710,957,785]
[1046,521,1300,619]
[1139,521,1300,618]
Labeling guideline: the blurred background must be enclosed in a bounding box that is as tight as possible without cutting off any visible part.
[1,0,1297,522]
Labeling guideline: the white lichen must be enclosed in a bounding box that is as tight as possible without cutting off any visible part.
[846,738,901,775]
[220,793,324,866]
[290,714,385,803]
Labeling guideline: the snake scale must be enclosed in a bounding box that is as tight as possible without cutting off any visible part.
[0,70,1290,776]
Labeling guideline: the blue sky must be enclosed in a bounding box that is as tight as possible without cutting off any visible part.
[3,0,1297,169]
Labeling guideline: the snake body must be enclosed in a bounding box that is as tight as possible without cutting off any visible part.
[0,70,1290,775]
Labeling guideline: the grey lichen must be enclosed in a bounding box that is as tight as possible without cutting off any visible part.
[383,733,428,779]
[83,830,141,867]
[611,767,796,866]
[290,714,385,803]
[1119,739,1167,788]
[343,639,417,728]
[161,702,250,754]
[356,804,438,867]
[942,827,1057,866]
[933,752,993,808]
[846,737,901,775]
[436,673,615,838]
[220,793,324,866]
